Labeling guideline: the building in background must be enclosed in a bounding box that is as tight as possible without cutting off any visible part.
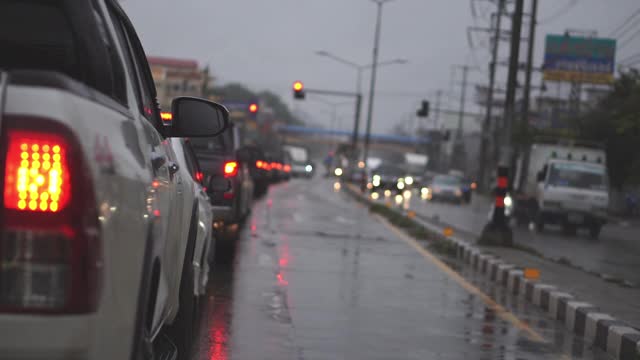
[147,56,210,110]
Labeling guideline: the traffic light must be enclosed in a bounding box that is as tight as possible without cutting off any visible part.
[249,103,259,113]
[293,81,305,100]
[416,100,430,118]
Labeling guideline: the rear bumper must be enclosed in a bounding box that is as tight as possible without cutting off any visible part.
[0,314,90,359]
[540,208,608,226]
[210,205,233,223]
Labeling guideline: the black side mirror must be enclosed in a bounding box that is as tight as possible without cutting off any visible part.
[168,97,229,138]
[537,171,545,182]
[208,177,231,192]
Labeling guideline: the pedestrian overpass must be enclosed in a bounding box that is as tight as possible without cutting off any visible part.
[276,125,429,153]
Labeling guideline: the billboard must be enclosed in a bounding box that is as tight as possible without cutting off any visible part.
[543,35,616,84]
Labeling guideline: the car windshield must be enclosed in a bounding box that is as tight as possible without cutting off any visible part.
[433,175,462,186]
[548,163,607,191]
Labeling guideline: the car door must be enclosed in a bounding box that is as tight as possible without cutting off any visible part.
[106,5,180,336]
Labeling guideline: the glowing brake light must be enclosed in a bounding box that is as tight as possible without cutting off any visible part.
[195,171,204,182]
[224,161,238,177]
[1,119,101,314]
[256,160,264,169]
[4,131,70,212]
[284,164,291,173]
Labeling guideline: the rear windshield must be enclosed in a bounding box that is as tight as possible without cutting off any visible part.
[0,1,125,103]
[190,133,231,155]
[434,175,462,186]
[0,2,78,78]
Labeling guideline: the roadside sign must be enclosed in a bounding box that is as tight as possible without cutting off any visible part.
[524,268,540,280]
[443,227,454,237]
[543,34,616,84]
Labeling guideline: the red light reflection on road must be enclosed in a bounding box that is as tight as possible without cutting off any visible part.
[208,296,229,360]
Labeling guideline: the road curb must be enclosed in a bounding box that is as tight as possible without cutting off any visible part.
[342,183,640,360]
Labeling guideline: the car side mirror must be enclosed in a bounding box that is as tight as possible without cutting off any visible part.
[168,97,229,138]
[208,177,231,192]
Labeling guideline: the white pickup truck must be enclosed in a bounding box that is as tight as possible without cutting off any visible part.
[513,140,610,238]
[0,0,228,359]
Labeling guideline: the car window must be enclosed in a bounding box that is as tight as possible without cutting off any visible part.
[0,0,126,104]
[106,3,159,125]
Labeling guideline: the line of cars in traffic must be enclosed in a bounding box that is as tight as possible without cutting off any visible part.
[0,1,305,359]
[346,161,476,205]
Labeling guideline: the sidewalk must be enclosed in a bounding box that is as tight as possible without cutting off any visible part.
[412,206,640,328]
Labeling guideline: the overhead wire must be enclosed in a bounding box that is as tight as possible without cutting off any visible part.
[608,6,640,38]
[538,0,579,25]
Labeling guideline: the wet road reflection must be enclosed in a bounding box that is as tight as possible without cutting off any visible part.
[197,178,612,360]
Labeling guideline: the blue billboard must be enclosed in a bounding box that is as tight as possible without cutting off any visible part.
[543,35,616,84]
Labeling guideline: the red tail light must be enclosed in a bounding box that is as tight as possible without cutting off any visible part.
[224,161,238,177]
[284,164,291,173]
[0,116,101,314]
[256,160,264,169]
[195,171,204,183]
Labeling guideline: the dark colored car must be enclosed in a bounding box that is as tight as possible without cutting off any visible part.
[191,123,254,230]
[239,145,271,197]
[370,164,405,193]
[428,175,466,203]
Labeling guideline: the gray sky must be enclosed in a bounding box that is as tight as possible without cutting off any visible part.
[123,0,640,134]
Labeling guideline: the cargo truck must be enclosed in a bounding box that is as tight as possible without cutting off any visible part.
[512,139,610,238]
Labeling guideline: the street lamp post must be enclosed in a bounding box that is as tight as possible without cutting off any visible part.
[315,50,406,161]
[363,0,395,168]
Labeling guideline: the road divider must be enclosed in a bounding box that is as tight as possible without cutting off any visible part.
[342,183,640,360]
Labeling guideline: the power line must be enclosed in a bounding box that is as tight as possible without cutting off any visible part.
[609,6,640,37]
[618,26,640,50]
[538,0,578,25]
[614,16,640,41]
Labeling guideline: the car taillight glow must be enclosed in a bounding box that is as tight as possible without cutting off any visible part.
[195,171,204,182]
[256,160,264,169]
[4,131,70,213]
[224,161,238,177]
[284,164,291,173]
[1,119,101,314]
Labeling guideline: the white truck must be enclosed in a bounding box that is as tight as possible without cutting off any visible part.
[513,139,610,238]
[0,1,228,359]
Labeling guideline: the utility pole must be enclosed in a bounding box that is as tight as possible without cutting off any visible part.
[363,0,394,167]
[501,0,525,168]
[517,0,539,191]
[451,65,470,170]
[478,0,505,190]
[434,90,442,127]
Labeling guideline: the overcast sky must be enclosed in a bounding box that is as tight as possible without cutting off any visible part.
[122,0,640,134]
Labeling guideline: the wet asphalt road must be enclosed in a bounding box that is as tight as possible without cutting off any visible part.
[389,191,640,286]
[196,178,612,360]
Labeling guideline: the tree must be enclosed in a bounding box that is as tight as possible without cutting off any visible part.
[574,70,640,189]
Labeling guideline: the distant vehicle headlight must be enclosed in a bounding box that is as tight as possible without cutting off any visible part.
[404,176,414,185]
[504,195,513,207]
[373,175,381,182]
[397,181,405,190]
[305,164,313,172]
[372,178,380,187]
[334,167,343,176]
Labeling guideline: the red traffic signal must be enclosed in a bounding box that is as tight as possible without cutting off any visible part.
[293,81,305,99]
[249,103,259,113]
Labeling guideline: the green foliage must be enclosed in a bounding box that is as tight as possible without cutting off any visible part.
[574,70,640,188]
[209,83,302,125]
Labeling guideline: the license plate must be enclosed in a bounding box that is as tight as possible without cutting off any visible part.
[568,213,584,224]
